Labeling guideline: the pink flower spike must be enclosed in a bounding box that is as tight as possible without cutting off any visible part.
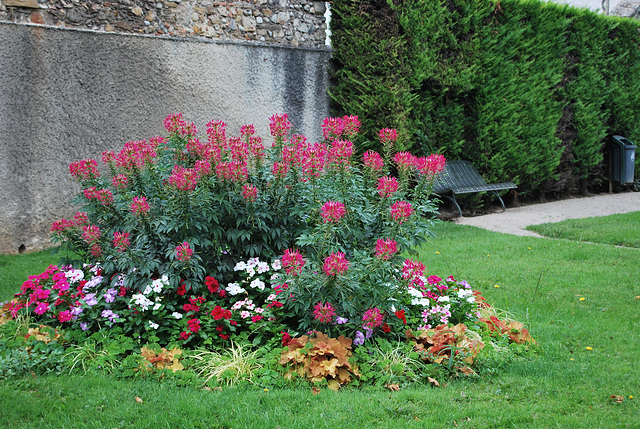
[321,117,345,141]
[113,231,130,252]
[362,307,384,329]
[391,201,413,224]
[313,302,336,324]
[176,242,193,263]
[416,154,447,178]
[363,150,384,172]
[393,151,417,172]
[69,159,100,182]
[282,249,305,276]
[375,238,399,260]
[242,184,259,202]
[378,128,397,149]
[341,115,361,137]
[81,224,101,244]
[323,252,349,276]
[320,201,346,223]
[377,176,399,198]
[269,113,291,138]
[131,196,150,216]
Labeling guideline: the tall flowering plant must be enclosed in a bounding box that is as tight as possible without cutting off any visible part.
[47,113,448,347]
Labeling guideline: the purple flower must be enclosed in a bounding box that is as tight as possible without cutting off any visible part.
[70,306,84,317]
[103,288,117,303]
[101,309,119,322]
[80,322,89,331]
[336,317,348,325]
[84,293,98,306]
[364,327,373,339]
[353,330,365,346]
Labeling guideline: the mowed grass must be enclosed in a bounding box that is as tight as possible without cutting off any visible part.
[526,211,640,248]
[0,248,59,302]
[1,220,639,428]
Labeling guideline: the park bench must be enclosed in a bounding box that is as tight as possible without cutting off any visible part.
[432,160,517,216]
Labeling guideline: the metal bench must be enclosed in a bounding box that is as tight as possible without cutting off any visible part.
[432,160,517,216]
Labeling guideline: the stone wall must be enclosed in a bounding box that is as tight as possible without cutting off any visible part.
[0,0,329,48]
[0,22,331,254]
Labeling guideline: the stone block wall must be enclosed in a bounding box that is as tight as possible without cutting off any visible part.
[0,0,329,48]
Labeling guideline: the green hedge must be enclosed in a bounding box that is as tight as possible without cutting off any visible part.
[330,0,640,196]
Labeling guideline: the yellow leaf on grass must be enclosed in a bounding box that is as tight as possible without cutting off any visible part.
[427,377,440,387]
[135,397,144,403]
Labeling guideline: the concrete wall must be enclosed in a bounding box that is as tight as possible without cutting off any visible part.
[0,22,331,254]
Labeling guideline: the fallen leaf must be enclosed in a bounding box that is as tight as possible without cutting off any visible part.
[311,386,321,395]
[610,395,624,403]
[428,377,440,387]
[135,397,144,403]
[385,384,400,392]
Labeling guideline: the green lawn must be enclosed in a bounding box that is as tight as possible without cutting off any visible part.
[526,211,640,248]
[1,220,639,428]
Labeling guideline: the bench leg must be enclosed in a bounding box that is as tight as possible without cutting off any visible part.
[442,195,463,217]
[490,191,506,212]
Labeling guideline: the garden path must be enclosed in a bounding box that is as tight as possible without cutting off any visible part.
[454,191,640,237]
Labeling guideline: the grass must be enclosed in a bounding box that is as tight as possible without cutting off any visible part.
[526,211,640,248]
[0,248,59,301]
[1,220,640,428]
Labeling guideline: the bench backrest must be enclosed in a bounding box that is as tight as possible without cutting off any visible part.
[433,160,487,193]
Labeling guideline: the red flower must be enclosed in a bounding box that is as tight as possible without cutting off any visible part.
[281,331,292,347]
[323,252,349,276]
[57,310,72,323]
[211,305,231,321]
[180,331,191,340]
[205,276,219,293]
[266,301,283,309]
[219,333,230,340]
[216,325,224,332]
[176,283,187,296]
[395,309,407,325]
[382,323,391,333]
[183,303,200,313]
[187,318,201,334]
[251,315,263,323]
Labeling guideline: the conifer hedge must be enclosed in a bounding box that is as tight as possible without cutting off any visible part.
[330,0,640,197]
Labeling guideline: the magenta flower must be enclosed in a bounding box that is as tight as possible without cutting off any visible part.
[34,301,49,315]
[73,212,89,226]
[322,117,345,141]
[393,151,417,173]
[313,301,336,324]
[323,252,349,276]
[363,150,384,172]
[90,243,102,258]
[81,224,101,244]
[320,201,347,223]
[113,231,130,252]
[83,187,113,206]
[69,159,100,181]
[391,201,413,224]
[378,128,397,149]
[375,238,399,260]
[131,196,150,216]
[169,165,198,191]
[402,259,426,287]
[242,184,259,202]
[328,139,354,166]
[176,242,193,263]
[269,113,291,138]
[377,176,399,198]
[50,219,75,234]
[416,154,446,178]
[240,124,255,138]
[57,310,73,323]
[362,307,384,329]
[112,174,129,189]
[341,115,361,137]
[282,249,305,276]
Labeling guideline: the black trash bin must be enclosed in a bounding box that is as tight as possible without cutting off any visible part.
[610,136,636,184]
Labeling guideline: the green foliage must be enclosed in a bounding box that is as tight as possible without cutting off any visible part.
[331,0,640,197]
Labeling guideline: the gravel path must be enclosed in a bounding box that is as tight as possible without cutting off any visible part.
[454,192,640,237]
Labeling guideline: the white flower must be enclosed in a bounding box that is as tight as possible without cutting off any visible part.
[466,297,476,304]
[149,321,159,330]
[172,312,183,319]
[271,259,282,270]
[246,267,256,278]
[255,307,264,314]
[270,273,280,281]
[246,303,256,310]
[411,298,430,307]
[247,257,260,267]
[226,282,246,296]
[407,287,424,298]
[256,262,270,273]
[153,303,162,311]
[234,261,247,271]
[151,279,164,293]
[457,289,473,299]
[143,285,153,295]
[437,295,450,303]
[231,301,244,310]
[250,279,265,290]
[266,294,276,302]
[131,293,153,311]
[240,311,251,319]
[65,269,84,283]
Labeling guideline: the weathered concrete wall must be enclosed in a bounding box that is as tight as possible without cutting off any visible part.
[0,22,331,254]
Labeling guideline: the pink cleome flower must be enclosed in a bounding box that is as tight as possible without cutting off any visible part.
[375,238,399,260]
[377,176,399,198]
[363,150,384,172]
[90,243,102,258]
[131,196,150,216]
[73,212,89,226]
[341,115,361,137]
[50,219,75,234]
[378,128,398,149]
[393,151,417,173]
[242,184,259,202]
[112,174,129,189]
[113,231,130,252]
[164,113,197,137]
[402,258,426,288]
[169,165,199,191]
[390,201,413,224]
[328,139,354,166]
[83,187,113,206]
[81,224,101,244]
[416,154,447,178]
[313,301,336,324]
[320,201,347,223]
[323,252,349,276]
[321,117,345,141]
[362,307,384,329]
[282,249,305,276]
[272,161,289,179]
[69,159,100,182]
[240,124,255,138]
[269,113,292,138]
[176,242,193,263]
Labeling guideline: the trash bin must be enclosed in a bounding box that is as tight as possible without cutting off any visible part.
[610,135,636,184]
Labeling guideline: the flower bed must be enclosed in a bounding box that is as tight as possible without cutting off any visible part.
[0,114,535,388]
